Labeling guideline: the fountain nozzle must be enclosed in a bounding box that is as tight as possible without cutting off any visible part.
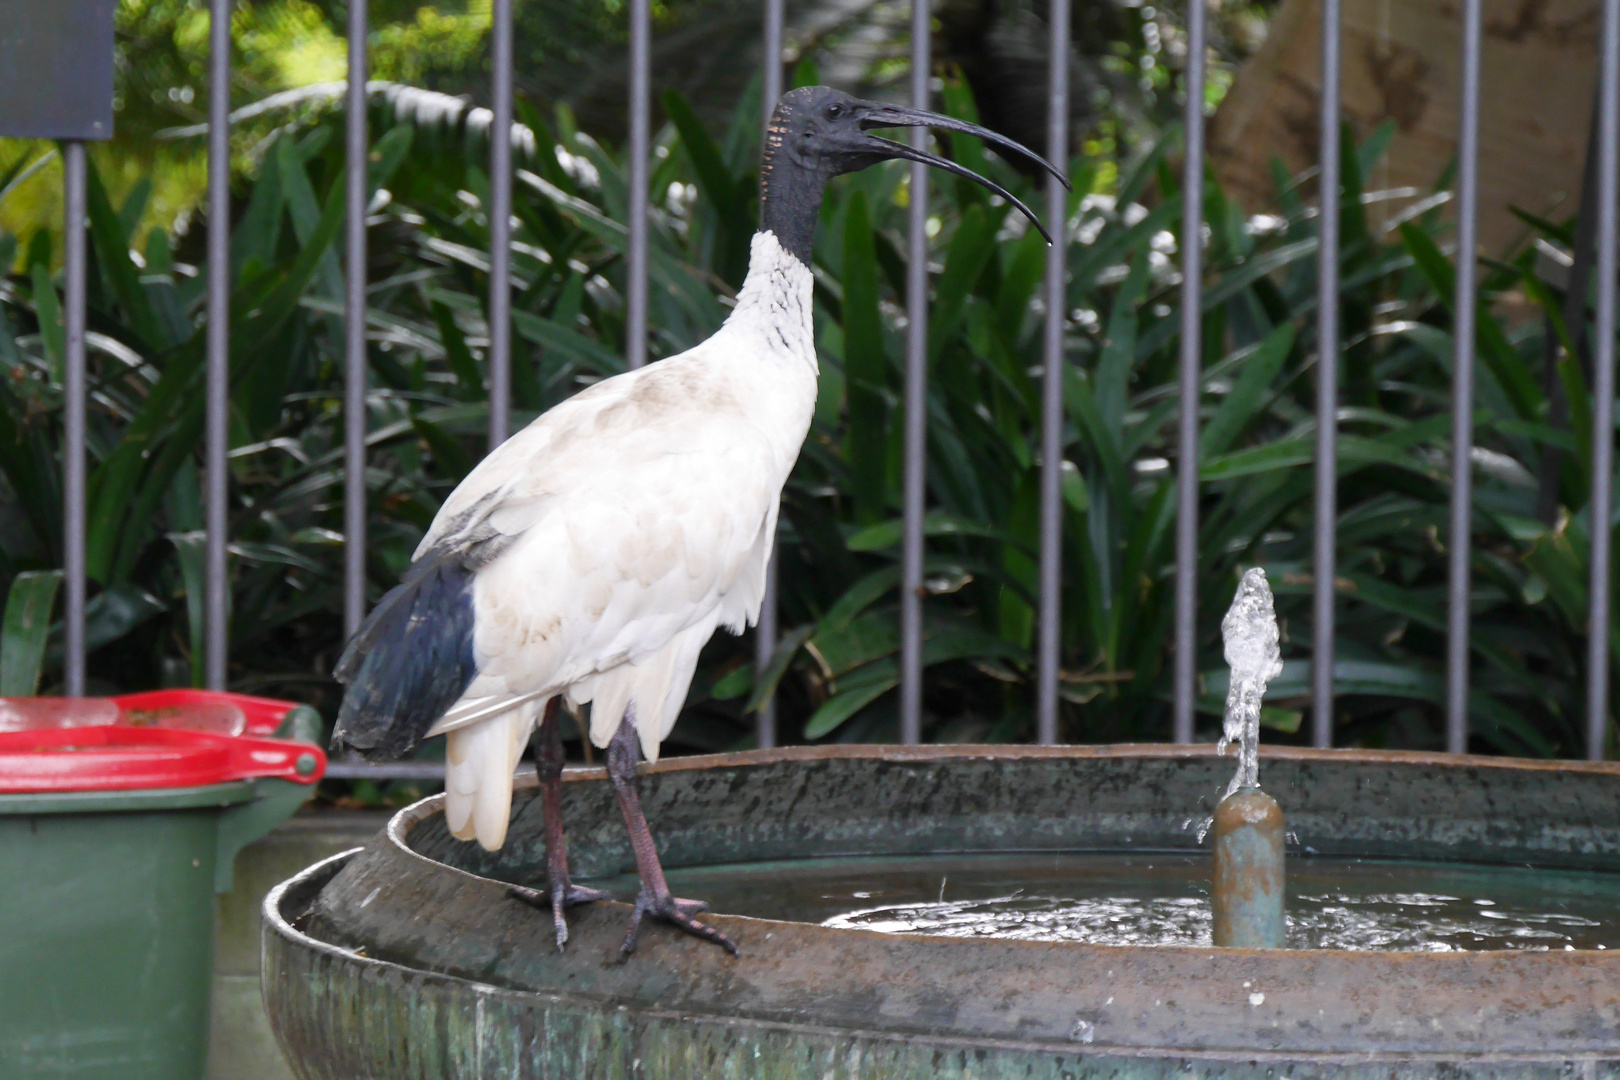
[1211,568,1287,949]
[1212,786,1286,947]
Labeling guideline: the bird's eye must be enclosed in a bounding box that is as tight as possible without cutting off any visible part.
[825,104,842,119]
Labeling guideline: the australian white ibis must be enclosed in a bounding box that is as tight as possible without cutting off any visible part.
[332,86,1065,956]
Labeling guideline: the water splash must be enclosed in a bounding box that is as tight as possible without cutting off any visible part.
[1217,567,1283,800]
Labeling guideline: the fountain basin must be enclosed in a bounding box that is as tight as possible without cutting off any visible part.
[263,745,1620,1078]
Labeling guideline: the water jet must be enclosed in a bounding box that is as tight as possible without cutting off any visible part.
[1210,568,1286,949]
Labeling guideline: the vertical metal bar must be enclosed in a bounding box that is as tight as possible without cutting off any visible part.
[1171,0,1206,744]
[755,555,779,749]
[626,0,650,371]
[62,142,87,697]
[344,0,368,640]
[755,1,785,750]
[1036,0,1070,745]
[1312,0,1341,748]
[205,0,231,690]
[763,0,784,109]
[1445,0,1483,754]
[899,0,931,745]
[488,0,513,448]
[1588,0,1620,761]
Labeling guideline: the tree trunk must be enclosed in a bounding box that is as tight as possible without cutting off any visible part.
[1210,0,1600,254]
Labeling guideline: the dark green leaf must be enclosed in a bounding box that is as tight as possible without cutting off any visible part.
[842,190,888,525]
[1,570,62,696]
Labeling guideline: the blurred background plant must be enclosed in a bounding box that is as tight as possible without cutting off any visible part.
[0,0,1278,249]
[0,1,1612,801]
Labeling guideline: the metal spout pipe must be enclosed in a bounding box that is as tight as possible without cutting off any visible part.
[1211,786,1286,948]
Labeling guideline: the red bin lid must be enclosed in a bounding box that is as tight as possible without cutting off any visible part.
[0,724,326,794]
[112,689,309,737]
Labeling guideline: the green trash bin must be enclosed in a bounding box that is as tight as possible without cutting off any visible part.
[0,697,326,1080]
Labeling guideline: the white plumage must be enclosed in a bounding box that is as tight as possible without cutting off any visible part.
[425,232,817,850]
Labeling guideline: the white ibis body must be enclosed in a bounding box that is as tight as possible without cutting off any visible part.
[332,86,1066,955]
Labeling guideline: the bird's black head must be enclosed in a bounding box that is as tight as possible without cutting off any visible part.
[760,86,1068,265]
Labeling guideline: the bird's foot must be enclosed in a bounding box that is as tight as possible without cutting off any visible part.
[620,890,738,957]
[508,881,614,952]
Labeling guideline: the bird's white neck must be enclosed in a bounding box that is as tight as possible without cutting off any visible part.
[719,231,817,372]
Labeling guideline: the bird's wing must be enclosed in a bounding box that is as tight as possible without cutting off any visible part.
[410,375,630,567]
[417,351,784,719]
[467,401,780,697]
[329,378,634,761]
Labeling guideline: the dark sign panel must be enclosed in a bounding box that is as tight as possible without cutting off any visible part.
[0,0,117,140]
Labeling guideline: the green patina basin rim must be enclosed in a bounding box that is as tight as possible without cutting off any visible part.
[263,744,1620,1079]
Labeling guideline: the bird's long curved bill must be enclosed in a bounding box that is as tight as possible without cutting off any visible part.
[861,105,1070,244]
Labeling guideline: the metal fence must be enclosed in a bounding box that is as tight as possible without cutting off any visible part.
[44,0,1620,766]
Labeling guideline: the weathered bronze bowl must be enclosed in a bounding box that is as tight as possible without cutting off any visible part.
[263,745,1620,1078]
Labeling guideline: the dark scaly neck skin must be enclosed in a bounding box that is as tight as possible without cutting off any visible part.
[759,100,828,267]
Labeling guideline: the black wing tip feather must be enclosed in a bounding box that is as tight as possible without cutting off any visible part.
[329,553,480,762]
[333,556,446,684]
[327,730,397,762]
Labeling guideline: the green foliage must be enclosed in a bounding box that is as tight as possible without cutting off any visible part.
[1,571,62,696]
[0,79,1612,759]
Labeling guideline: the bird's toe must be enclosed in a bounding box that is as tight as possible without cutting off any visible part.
[661,901,738,956]
[506,881,612,910]
[507,884,547,910]
[619,890,737,957]
[617,899,650,956]
[562,884,614,906]
[508,881,612,953]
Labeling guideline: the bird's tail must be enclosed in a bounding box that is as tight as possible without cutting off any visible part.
[330,552,479,761]
[444,699,540,850]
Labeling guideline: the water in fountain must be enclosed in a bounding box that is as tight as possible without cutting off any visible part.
[624,852,1620,951]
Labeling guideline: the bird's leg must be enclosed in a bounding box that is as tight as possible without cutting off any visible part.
[607,715,738,957]
[507,697,612,951]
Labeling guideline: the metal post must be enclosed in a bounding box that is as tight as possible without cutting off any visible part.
[205,0,231,690]
[626,0,650,371]
[1445,0,1483,754]
[1171,0,1206,744]
[755,555,779,749]
[763,0,784,109]
[344,0,368,640]
[1588,0,1620,761]
[1210,786,1287,948]
[488,0,513,448]
[899,0,931,745]
[755,3,785,750]
[62,142,87,697]
[1312,0,1341,748]
[1036,0,1070,745]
